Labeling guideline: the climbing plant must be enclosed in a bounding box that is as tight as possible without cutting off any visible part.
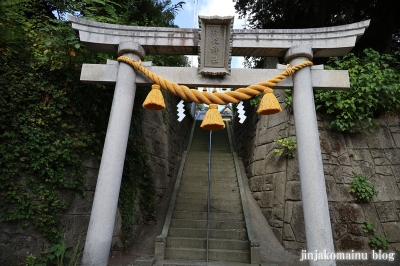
[0,0,184,251]
[314,49,400,132]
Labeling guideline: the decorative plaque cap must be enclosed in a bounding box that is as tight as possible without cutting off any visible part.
[198,15,234,76]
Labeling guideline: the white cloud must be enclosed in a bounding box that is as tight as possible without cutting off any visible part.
[197,0,245,29]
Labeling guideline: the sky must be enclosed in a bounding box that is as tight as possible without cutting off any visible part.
[171,0,246,68]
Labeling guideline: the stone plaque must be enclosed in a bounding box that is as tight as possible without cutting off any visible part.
[198,15,233,76]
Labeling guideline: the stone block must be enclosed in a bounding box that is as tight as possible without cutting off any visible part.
[370,175,400,202]
[392,165,400,183]
[352,161,375,179]
[361,204,385,235]
[349,133,369,149]
[382,222,400,242]
[336,234,369,251]
[319,131,347,157]
[365,127,396,148]
[258,122,288,145]
[253,191,273,208]
[332,223,347,240]
[272,208,284,228]
[271,227,283,242]
[273,172,286,208]
[283,224,296,241]
[284,201,294,224]
[393,132,400,148]
[342,166,355,184]
[375,166,394,176]
[347,223,364,236]
[285,181,302,201]
[326,177,353,202]
[338,153,351,166]
[286,157,300,181]
[334,203,364,224]
[253,144,267,161]
[370,149,392,165]
[283,240,306,255]
[291,202,306,243]
[375,202,399,222]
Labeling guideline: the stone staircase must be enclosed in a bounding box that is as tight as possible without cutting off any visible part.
[162,121,251,264]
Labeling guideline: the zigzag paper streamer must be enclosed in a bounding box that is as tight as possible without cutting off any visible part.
[177,100,186,122]
[237,101,246,124]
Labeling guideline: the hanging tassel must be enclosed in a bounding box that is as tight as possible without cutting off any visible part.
[142,84,166,110]
[200,104,225,130]
[257,88,282,115]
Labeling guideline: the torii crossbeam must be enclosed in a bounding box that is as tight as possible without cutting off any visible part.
[69,16,369,266]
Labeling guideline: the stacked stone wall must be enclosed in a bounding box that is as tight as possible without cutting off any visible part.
[233,91,400,255]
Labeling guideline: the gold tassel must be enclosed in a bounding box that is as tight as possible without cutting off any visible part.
[200,104,225,131]
[142,84,166,110]
[257,88,282,115]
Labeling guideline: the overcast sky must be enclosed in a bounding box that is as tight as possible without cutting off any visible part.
[171,0,245,68]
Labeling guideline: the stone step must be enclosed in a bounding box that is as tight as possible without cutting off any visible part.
[179,179,238,187]
[168,228,247,240]
[176,185,239,194]
[174,198,242,208]
[172,211,244,221]
[179,181,238,189]
[170,219,246,230]
[165,247,250,262]
[177,191,241,200]
[183,167,236,174]
[167,237,249,250]
[174,203,243,213]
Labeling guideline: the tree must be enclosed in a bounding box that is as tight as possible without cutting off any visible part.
[234,0,400,53]
[0,0,186,250]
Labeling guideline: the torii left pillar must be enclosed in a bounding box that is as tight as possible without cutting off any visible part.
[82,42,145,266]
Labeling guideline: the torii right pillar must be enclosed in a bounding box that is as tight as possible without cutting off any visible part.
[285,45,335,265]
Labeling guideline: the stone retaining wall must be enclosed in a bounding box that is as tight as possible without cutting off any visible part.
[0,92,192,265]
[233,91,400,255]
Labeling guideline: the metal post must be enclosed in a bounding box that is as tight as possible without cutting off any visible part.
[285,45,336,266]
[82,42,145,266]
[206,130,212,262]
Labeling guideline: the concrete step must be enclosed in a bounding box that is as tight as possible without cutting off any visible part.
[166,237,249,250]
[178,180,238,189]
[172,211,244,221]
[175,198,242,207]
[177,191,241,200]
[168,228,247,239]
[170,219,245,230]
[176,186,239,194]
[165,247,250,262]
[183,167,236,175]
[181,181,239,190]
[174,202,242,213]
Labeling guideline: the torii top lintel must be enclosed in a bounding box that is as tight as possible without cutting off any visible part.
[69,15,369,58]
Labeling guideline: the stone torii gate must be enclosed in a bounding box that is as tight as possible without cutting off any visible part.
[69,16,369,266]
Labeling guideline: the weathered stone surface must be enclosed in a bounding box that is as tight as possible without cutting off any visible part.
[392,165,400,183]
[284,201,294,224]
[253,191,274,208]
[361,204,385,235]
[365,127,396,148]
[291,202,306,243]
[336,234,368,251]
[283,240,306,255]
[375,202,398,222]
[285,181,302,201]
[382,222,400,242]
[348,133,369,149]
[332,223,347,240]
[370,175,400,201]
[392,132,400,148]
[326,176,353,202]
[273,172,286,208]
[283,224,296,241]
[334,203,364,224]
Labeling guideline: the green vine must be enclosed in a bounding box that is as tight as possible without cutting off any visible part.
[273,138,297,158]
[361,221,389,250]
[349,173,378,203]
